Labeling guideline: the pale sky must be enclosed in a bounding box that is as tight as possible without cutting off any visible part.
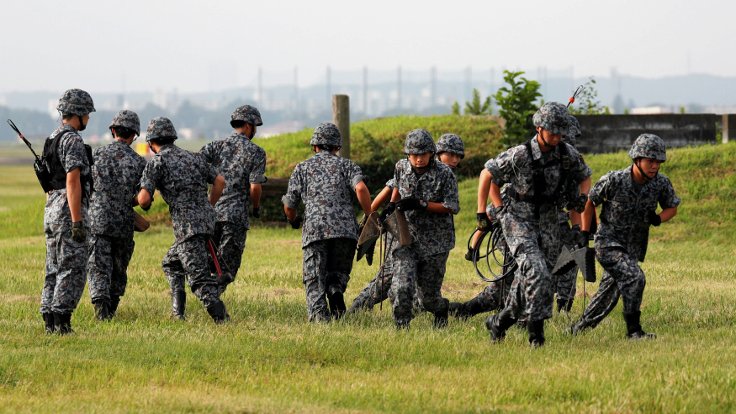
[1,0,732,93]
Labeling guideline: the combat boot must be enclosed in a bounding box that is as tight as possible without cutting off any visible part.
[206,300,230,324]
[557,298,573,313]
[171,290,186,320]
[527,319,546,347]
[624,311,656,340]
[485,311,517,342]
[108,295,120,317]
[42,312,55,334]
[53,312,73,335]
[327,291,346,320]
[395,320,410,330]
[570,318,591,336]
[433,303,449,329]
[93,299,111,321]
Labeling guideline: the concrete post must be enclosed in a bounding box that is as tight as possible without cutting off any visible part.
[332,94,350,159]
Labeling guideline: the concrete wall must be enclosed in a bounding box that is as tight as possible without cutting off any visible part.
[574,114,719,154]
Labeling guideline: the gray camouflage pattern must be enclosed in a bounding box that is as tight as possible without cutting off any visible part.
[436,133,465,157]
[403,129,436,154]
[145,117,177,142]
[589,167,680,261]
[564,114,581,147]
[282,151,364,248]
[200,132,267,227]
[109,110,141,135]
[231,105,263,126]
[391,249,449,325]
[628,133,667,162]
[163,235,221,308]
[57,88,95,116]
[349,232,398,311]
[532,102,569,135]
[44,127,91,225]
[212,221,247,285]
[393,158,459,256]
[139,144,217,241]
[309,122,342,147]
[302,238,356,322]
[554,221,579,304]
[87,235,134,302]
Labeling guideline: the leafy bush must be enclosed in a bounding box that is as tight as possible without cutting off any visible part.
[493,70,542,147]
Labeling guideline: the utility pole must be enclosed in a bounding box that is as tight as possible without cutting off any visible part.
[332,95,350,159]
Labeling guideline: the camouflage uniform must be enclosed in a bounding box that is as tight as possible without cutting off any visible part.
[391,129,459,328]
[41,88,95,333]
[200,129,266,291]
[486,103,591,344]
[139,118,224,316]
[574,164,680,332]
[282,123,365,322]
[87,111,146,317]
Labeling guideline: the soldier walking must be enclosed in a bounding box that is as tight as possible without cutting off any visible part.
[40,88,95,334]
[137,117,230,323]
[282,123,372,322]
[87,110,146,320]
[571,134,680,339]
[200,105,267,294]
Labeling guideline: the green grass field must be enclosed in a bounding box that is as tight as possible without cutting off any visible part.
[1,140,735,413]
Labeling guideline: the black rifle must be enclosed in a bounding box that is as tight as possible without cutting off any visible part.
[7,119,52,192]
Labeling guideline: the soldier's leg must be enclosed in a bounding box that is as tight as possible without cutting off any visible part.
[571,269,620,334]
[109,236,134,316]
[325,238,356,319]
[596,248,651,338]
[50,223,88,334]
[555,265,578,312]
[214,221,247,293]
[390,246,418,328]
[41,225,60,333]
[414,252,450,328]
[179,235,228,323]
[162,242,187,320]
[302,241,330,322]
[87,234,113,320]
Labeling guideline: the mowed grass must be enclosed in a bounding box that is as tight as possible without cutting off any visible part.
[1,142,736,413]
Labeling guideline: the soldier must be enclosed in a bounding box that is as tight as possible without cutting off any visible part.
[87,110,146,320]
[388,129,459,329]
[348,133,464,313]
[571,134,679,339]
[480,102,592,346]
[40,88,95,334]
[137,117,230,323]
[200,105,267,294]
[282,122,372,322]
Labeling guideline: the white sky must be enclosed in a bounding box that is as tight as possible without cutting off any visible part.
[1,0,732,93]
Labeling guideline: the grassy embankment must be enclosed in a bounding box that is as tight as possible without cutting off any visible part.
[0,115,735,412]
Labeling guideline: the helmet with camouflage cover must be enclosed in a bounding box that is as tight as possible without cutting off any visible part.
[230,105,263,127]
[564,114,581,146]
[435,133,465,158]
[109,110,141,136]
[57,88,96,117]
[628,133,666,162]
[404,129,435,155]
[532,102,569,135]
[145,117,177,142]
[309,122,342,147]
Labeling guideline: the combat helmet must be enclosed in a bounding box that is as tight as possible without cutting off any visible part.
[435,133,465,158]
[145,117,177,143]
[57,88,96,116]
[404,129,435,154]
[532,102,569,135]
[230,105,263,127]
[564,114,581,146]
[309,122,342,147]
[109,110,141,136]
[628,133,666,162]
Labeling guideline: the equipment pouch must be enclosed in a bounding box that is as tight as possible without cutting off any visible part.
[33,158,53,193]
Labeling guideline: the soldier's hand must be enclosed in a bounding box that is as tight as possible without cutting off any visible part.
[71,221,86,243]
[575,230,590,248]
[378,202,397,223]
[251,206,260,218]
[648,211,661,227]
[396,198,427,212]
[288,215,302,229]
[476,212,492,231]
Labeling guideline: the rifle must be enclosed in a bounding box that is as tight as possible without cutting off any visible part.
[7,119,53,192]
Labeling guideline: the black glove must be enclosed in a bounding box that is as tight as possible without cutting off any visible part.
[251,206,260,218]
[476,212,492,231]
[396,198,427,212]
[71,221,86,243]
[287,215,302,229]
[648,211,661,227]
[378,202,397,223]
[575,230,590,248]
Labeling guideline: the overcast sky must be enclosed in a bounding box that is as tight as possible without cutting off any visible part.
[1,0,732,94]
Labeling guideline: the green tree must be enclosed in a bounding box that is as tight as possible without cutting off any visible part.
[494,70,542,146]
[568,77,611,115]
[464,88,492,115]
[451,101,461,115]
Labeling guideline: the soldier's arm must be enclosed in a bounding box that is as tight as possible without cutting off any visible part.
[250,183,262,209]
[137,188,152,210]
[209,174,225,206]
[580,199,597,233]
[658,206,677,223]
[370,186,392,212]
[66,168,83,222]
[477,169,493,213]
[354,181,372,217]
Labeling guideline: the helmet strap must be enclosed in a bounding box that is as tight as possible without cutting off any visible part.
[634,159,655,182]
